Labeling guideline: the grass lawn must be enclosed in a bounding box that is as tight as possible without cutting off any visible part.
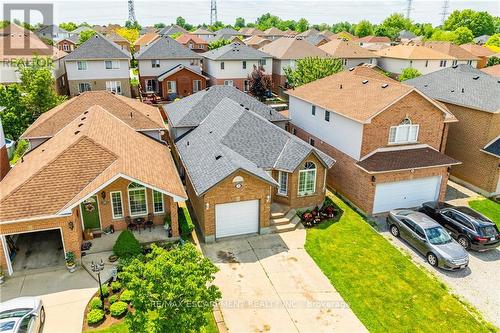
[469,199,500,228]
[305,194,496,333]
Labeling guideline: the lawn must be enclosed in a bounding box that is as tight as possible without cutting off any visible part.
[469,199,500,228]
[304,194,496,333]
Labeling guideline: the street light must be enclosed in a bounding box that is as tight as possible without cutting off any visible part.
[91,259,105,311]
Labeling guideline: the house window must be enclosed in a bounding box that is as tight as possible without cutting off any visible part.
[193,80,202,92]
[105,81,122,94]
[191,59,200,66]
[324,110,330,122]
[242,60,247,69]
[244,80,250,92]
[128,182,147,216]
[153,190,164,214]
[167,81,177,93]
[224,80,233,86]
[311,105,316,116]
[77,61,87,70]
[467,60,472,65]
[452,60,458,66]
[342,58,348,66]
[146,79,158,93]
[220,61,225,70]
[440,60,447,67]
[63,43,70,51]
[151,59,160,68]
[188,42,194,49]
[110,191,124,219]
[78,82,91,93]
[309,138,315,146]
[258,59,266,66]
[298,162,316,196]
[278,171,288,195]
[389,118,419,144]
[105,60,120,69]
[292,128,297,135]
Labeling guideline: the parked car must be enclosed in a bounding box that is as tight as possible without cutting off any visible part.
[0,297,45,333]
[420,201,500,251]
[387,209,469,270]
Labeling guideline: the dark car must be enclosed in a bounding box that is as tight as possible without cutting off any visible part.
[420,201,500,251]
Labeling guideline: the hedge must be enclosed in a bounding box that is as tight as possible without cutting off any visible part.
[113,230,141,258]
[109,301,128,317]
[89,297,102,310]
[179,206,194,236]
[120,290,134,303]
[87,309,105,325]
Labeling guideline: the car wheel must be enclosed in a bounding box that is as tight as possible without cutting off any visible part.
[427,253,438,267]
[40,306,45,325]
[390,225,400,237]
[457,236,471,250]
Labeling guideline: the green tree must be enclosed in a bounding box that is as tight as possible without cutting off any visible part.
[444,9,495,37]
[296,18,309,33]
[284,57,342,88]
[355,20,373,37]
[235,17,245,29]
[486,56,500,67]
[208,38,231,50]
[454,27,474,45]
[398,68,421,81]
[125,20,141,30]
[0,20,9,29]
[430,29,457,42]
[176,16,186,28]
[331,21,353,34]
[78,30,97,45]
[59,22,77,31]
[120,244,221,333]
[0,85,29,140]
[153,22,166,29]
[379,13,413,39]
[486,33,500,47]
[255,13,281,31]
[413,23,435,39]
[248,65,272,101]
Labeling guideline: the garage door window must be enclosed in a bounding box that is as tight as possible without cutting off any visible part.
[128,182,147,216]
[111,191,124,219]
[298,162,316,196]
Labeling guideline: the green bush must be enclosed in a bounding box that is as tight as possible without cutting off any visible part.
[111,281,122,292]
[87,309,105,325]
[89,297,102,310]
[113,230,141,258]
[108,294,119,304]
[10,139,29,164]
[120,290,134,303]
[109,301,128,317]
[179,206,194,236]
[100,284,110,297]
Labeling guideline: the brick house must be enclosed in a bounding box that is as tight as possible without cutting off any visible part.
[164,88,333,242]
[136,36,206,99]
[55,35,78,53]
[106,32,131,52]
[64,34,132,97]
[0,95,186,276]
[287,67,459,215]
[244,35,271,49]
[407,65,500,196]
[459,44,495,68]
[423,42,478,68]
[319,39,379,68]
[202,42,273,92]
[176,33,209,53]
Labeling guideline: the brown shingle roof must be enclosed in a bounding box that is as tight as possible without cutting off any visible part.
[134,31,160,47]
[244,35,270,46]
[357,147,460,173]
[480,64,500,77]
[355,35,391,43]
[424,42,478,60]
[459,43,495,57]
[22,91,165,139]
[0,106,186,222]
[319,39,379,59]
[287,67,455,123]
[376,44,455,60]
[263,27,286,36]
[259,37,330,59]
[176,33,208,45]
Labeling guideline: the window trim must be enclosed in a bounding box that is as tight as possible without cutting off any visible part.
[324,110,330,122]
[220,61,225,70]
[128,182,148,217]
[105,81,122,94]
[311,105,316,116]
[167,80,177,93]
[278,171,288,196]
[77,61,87,70]
[151,59,160,68]
[78,82,91,93]
[223,80,233,86]
[193,79,202,92]
[152,190,164,214]
[298,162,317,196]
[110,191,124,219]
[388,124,419,144]
[243,80,249,92]
[105,60,120,69]
[242,60,247,69]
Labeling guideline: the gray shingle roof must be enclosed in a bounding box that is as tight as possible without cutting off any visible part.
[214,27,240,36]
[135,36,201,60]
[483,137,500,158]
[37,24,68,35]
[64,33,130,60]
[203,42,272,60]
[164,85,287,127]
[71,26,94,35]
[159,24,188,36]
[304,34,328,46]
[176,98,334,195]
[406,65,500,113]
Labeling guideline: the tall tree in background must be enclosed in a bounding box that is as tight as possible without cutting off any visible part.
[332,21,353,34]
[154,22,166,29]
[78,30,97,45]
[208,38,231,50]
[444,10,495,37]
[125,20,141,30]
[59,22,77,31]
[296,18,310,33]
[176,16,193,31]
[378,13,413,39]
[116,27,139,44]
[248,65,272,101]
[355,20,373,37]
[284,57,342,88]
[235,17,245,29]
[453,27,474,45]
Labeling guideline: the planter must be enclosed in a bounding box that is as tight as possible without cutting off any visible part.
[66,263,76,273]
[108,255,118,263]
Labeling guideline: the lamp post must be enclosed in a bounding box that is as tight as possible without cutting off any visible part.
[91,259,105,311]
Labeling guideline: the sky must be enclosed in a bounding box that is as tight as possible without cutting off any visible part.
[2,0,499,27]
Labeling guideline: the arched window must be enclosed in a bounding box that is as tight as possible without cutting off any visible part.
[389,118,419,144]
[298,162,316,196]
[128,182,147,216]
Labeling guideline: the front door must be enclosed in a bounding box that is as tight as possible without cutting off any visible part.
[81,196,101,230]
[178,77,190,97]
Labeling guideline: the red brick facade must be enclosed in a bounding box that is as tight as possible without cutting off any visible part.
[208,77,249,92]
[139,67,207,99]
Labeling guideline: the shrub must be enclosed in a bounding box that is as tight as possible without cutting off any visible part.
[111,281,122,292]
[109,301,128,317]
[87,309,104,325]
[113,230,141,258]
[89,297,102,310]
[179,206,194,236]
[109,295,119,304]
[120,289,134,303]
[100,284,110,297]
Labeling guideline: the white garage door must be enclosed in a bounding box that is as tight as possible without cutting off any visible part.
[215,200,259,238]
[373,176,442,214]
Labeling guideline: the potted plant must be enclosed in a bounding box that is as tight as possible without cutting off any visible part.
[164,216,173,237]
[65,251,76,273]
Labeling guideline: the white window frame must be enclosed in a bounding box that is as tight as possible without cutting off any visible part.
[77,61,87,70]
[440,60,447,67]
[78,82,91,93]
[63,43,70,51]
[105,60,120,69]
[167,81,177,93]
[452,60,458,66]
[152,190,164,214]
[243,80,249,92]
[278,171,288,196]
[224,80,233,86]
[311,105,316,116]
[298,162,317,196]
[220,61,225,70]
[128,182,148,217]
[324,110,330,122]
[258,59,266,66]
[151,59,160,68]
[193,80,202,92]
[146,79,158,93]
[242,60,247,69]
[105,81,122,94]
[110,191,124,219]
[389,123,419,144]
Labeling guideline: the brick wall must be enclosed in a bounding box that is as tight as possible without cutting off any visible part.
[208,77,248,92]
[68,78,132,97]
[0,146,10,181]
[159,69,207,98]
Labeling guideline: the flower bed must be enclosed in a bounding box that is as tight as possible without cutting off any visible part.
[297,197,341,228]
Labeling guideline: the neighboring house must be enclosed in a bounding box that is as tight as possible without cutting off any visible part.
[165,90,332,242]
[355,36,391,50]
[191,27,216,41]
[202,42,273,92]
[287,67,459,214]
[140,26,157,35]
[396,30,417,42]
[36,24,69,40]
[320,30,335,39]
[207,27,240,43]
[133,31,160,52]
[376,44,455,75]
[175,33,208,53]
[459,43,495,68]
[136,36,206,99]
[262,27,286,40]
[319,39,379,68]
[64,33,132,97]
[297,28,321,37]
[259,37,330,93]
[55,35,78,53]
[0,24,67,94]
[284,29,298,37]
[303,34,330,47]
[424,41,478,67]
[71,26,94,36]
[480,64,500,77]
[159,24,188,36]
[238,27,264,38]
[244,35,272,49]
[0,94,187,276]
[473,35,490,45]
[407,65,500,196]
[106,32,131,51]
[330,31,355,40]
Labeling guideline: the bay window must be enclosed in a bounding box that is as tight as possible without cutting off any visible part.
[128,182,147,216]
[298,162,316,196]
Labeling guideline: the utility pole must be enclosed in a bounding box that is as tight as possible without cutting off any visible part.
[210,0,217,25]
[128,0,137,23]
[406,0,413,19]
[440,0,450,26]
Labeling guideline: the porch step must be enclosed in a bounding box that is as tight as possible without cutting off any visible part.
[271,212,285,219]
[270,209,301,233]
[271,209,296,226]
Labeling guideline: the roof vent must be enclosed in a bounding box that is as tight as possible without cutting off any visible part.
[187,141,189,146]
[424,84,428,87]
[381,83,389,88]
[81,117,86,121]
[452,65,458,69]
[130,112,133,118]
[84,111,89,115]
[473,76,479,80]
[362,80,369,84]
[215,155,222,160]
[340,84,342,89]
[74,130,80,135]
[348,67,355,71]
[78,123,84,127]
[205,87,210,91]
[451,89,455,92]
[239,103,244,107]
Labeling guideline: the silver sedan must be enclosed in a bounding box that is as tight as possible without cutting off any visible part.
[0,297,45,333]
[387,210,469,270]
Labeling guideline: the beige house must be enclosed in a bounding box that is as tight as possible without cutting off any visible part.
[319,39,379,68]
[424,41,478,68]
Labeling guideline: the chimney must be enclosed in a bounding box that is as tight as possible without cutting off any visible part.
[0,116,11,181]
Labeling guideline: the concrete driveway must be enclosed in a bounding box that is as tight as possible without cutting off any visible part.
[202,230,367,333]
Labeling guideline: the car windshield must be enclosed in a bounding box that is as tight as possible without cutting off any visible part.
[480,225,498,237]
[0,321,16,332]
[425,226,452,245]
[0,309,31,320]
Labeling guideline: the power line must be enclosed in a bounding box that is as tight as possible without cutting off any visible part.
[210,0,217,25]
[128,0,137,23]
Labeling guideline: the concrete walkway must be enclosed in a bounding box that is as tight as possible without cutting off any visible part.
[202,230,367,333]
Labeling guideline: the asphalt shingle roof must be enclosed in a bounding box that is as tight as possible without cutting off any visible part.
[136,36,201,60]
[159,24,188,36]
[406,64,500,113]
[202,42,272,60]
[176,98,334,195]
[483,137,500,158]
[164,85,287,127]
[64,33,130,60]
